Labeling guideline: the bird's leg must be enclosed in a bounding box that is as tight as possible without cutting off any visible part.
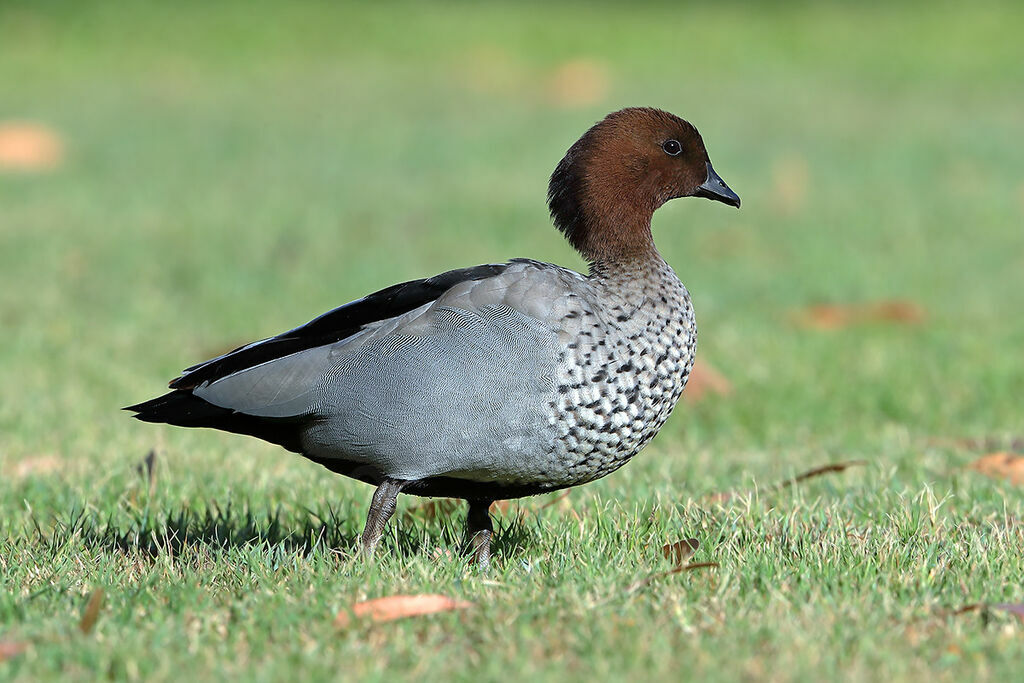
[465,499,495,569]
[360,478,406,557]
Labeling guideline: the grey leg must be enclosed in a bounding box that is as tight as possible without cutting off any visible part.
[465,499,494,569]
[360,479,406,557]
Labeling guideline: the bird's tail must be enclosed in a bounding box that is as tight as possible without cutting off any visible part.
[124,390,307,453]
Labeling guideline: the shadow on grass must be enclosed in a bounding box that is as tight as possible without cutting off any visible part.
[36,501,534,563]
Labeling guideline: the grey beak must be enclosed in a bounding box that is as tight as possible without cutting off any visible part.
[695,162,740,208]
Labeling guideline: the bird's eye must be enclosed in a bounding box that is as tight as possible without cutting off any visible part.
[662,139,682,156]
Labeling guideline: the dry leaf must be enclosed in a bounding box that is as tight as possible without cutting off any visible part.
[969,452,1024,485]
[707,460,865,503]
[684,359,732,403]
[490,500,511,515]
[941,603,984,620]
[0,122,63,170]
[785,461,866,486]
[0,640,27,662]
[793,300,926,330]
[6,454,62,480]
[546,59,609,108]
[335,594,472,628]
[79,588,105,634]
[661,537,699,566]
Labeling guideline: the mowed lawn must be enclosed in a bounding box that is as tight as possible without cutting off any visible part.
[2,1,1023,680]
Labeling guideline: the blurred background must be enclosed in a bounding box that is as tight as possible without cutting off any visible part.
[4,4,1023,677]
[1,0,1022,490]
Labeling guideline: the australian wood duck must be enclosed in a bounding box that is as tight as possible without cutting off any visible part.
[127,107,740,566]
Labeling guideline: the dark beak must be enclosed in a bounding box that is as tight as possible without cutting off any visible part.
[695,161,740,208]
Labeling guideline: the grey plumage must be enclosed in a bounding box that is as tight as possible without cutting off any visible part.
[172,258,692,493]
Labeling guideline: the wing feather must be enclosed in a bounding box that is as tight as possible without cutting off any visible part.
[168,263,509,390]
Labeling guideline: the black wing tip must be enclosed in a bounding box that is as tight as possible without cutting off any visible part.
[123,390,308,453]
[123,399,155,414]
[124,396,170,413]
[123,392,176,417]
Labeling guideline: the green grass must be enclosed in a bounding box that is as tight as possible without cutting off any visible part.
[2,1,1024,680]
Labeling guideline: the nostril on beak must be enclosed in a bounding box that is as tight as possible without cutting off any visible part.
[695,161,740,208]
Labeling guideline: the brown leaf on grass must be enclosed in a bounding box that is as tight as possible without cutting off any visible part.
[0,122,64,170]
[947,603,983,617]
[793,300,926,330]
[0,640,28,662]
[490,500,511,515]
[683,359,732,403]
[661,537,699,566]
[6,454,62,480]
[334,594,472,628]
[706,460,866,504]
[785,461,867,486]
[79,588,105,634]
[969,453,1024,486]
[546,58,610,108]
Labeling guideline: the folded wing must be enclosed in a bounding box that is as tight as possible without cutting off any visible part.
[125,260,569,483]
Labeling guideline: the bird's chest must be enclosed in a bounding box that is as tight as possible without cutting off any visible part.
[548,278,696,483]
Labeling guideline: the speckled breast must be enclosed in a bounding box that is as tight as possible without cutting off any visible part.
[545,259,696,486]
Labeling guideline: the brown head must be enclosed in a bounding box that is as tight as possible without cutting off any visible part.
[548,107,739,264]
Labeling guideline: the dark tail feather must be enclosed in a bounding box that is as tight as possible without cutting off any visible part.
[125,390,223,425]
[124,390,308,453]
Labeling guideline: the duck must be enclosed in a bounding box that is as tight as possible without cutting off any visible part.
[127,107,740,567]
